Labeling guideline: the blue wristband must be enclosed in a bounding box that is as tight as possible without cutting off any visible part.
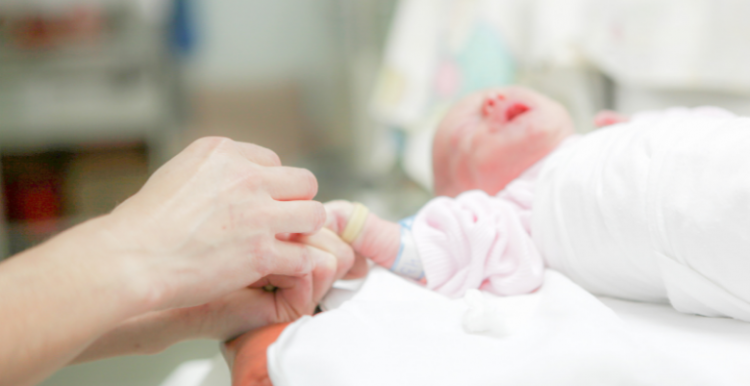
[391,216,424,280]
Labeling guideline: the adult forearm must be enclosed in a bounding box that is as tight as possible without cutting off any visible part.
[72,300,259,364]
[71,309,192,363]
[0,216,154,386]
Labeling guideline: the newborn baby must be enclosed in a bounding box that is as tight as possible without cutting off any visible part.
[326,86,750,322]
[226,87,750,385]
[326,87,574,297]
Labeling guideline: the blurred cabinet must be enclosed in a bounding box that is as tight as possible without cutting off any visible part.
[0,0,181,258]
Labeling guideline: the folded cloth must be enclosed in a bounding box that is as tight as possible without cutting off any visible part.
[267,267,729,386]
[534,107,750,320]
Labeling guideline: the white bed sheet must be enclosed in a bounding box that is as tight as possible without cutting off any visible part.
[599,296,750,384]
[268,267,750,386]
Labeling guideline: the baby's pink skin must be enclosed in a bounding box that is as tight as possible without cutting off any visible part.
[433,87,575,197]
[325,87,575,277]
[594,110,629,128]
[324,201,401,272]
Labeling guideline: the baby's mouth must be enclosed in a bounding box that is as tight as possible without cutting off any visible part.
[482,94,532,129]
[505,103,530,121]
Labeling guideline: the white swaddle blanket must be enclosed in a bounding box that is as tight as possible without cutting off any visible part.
[533,107,750,321]
[268,267,734,385]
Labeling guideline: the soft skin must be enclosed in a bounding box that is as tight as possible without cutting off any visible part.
[227,87,595,383]
[0,137,355,386]
[326,87,575,270]
[433,87,574,197]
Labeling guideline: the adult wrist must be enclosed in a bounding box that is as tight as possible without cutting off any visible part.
[65,214,165,317]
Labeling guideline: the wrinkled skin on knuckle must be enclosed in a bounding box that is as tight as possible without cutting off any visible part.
[188,136,234,156]
[249,235,277,277]
[245,203,275,229]
[237,165,268,198]
[275,296,307,322]
[336,244,356,275]
[339,243,355,264]
[260,147,282,167]
[232,161,266,191]
[297,168,319,199]
[319,249,338,273]
[295,246,313,275]
[310,201,327,232]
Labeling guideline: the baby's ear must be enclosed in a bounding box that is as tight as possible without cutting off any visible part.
[594,110,629,127]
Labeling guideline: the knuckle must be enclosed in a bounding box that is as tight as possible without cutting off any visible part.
[310,201,327,230]
[252,236,276,275]
[338,244,355,265]
[252,204,273,224]
[261,148,282,167]
[322,251,338,272]
[296,246,312,274]
[298,168,318,198]
[256,235,275,259]
[239,165,265,192]
[191,136,233,153]
[246,142,282,167]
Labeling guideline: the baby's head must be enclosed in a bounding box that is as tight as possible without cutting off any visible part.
[432,86,574,197]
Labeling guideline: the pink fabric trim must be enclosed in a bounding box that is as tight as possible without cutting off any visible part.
[412,156,548,298]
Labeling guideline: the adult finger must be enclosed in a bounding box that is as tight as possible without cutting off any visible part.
[262,239,334,278]
[295,229,355,281]
[249,274,298,290]
[233,141,282,167]
[251,239,325,279]
[262,245,337,306]
[248,272,313,320]
[343,253,369,280]
[268,201,326,234]
[262,167,318,201]
[308,248,338,305]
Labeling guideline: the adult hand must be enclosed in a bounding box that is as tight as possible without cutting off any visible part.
[103,137,327,311]
[0,137,330,386]
[74,229,355,362]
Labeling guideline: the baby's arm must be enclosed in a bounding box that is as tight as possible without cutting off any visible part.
[324,190,545,298]
[325,200,426,282]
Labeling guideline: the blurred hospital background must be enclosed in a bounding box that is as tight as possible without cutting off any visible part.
[0,0,748,385]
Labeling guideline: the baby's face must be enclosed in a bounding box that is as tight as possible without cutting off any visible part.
[433,87,574,197]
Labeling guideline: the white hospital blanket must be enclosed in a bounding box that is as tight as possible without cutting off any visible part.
[267,267,736,386]
[533,108,750,321]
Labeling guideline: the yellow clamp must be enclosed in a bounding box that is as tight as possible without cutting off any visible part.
[340,202,369,244]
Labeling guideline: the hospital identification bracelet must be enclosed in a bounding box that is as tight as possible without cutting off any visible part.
[390,216,425,281]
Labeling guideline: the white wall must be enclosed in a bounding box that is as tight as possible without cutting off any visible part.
[188,0,341,87]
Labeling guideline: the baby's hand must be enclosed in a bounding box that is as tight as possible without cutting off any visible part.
[324,200,401,272]
[594,110,629,127]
